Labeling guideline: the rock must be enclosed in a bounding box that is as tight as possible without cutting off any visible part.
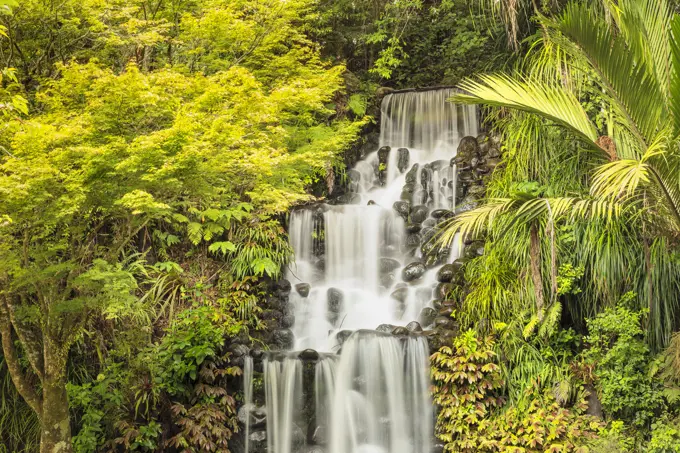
[437,264,455,283]
[402,182,415,194]
[438,306,454,317]
[336,193,361,205]
[406,223,422,234]
[390,287,409,303]
[379,272,395,288]
[419,307,437,326]
[281,313,295,328]
[392,326,410,336]
[295,283,311,297]
[406,321,423,332]
[397,148,410,173]
[413,189,428,205]
[379,257,401,273]
[457,136,481,160]
[410,205,429,223]
[435,283,455,300]
[488,145,501,158]
[393,201,410,219]
[327,288,344,313]
[405,163,420,183]
[430,159,450,172]
[367,200,377,206]
[298,349,319,361]
[378,146,391,164]
[376,86,395,97]
[486,157,502,170]
[348,169,361,183]
[276,279,292,294]
[435,316,456,329]
[458,170,476,184]
[400,191,412,201]
[336,330,353,346]
[311,424,328,445]
[467,184,486,197]
[273,329,294,349]
[431,209,454,220]
[402,261,426,282]
[376,324,397,333]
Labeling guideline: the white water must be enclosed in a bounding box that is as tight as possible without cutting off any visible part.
[254,89,477,453]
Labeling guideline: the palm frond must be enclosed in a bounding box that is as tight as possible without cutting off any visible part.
[452,74,601,149]
[557,2,666,150]
[669,15,680,133]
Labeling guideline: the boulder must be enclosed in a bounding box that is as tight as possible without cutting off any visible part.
[437,264,455,283]
[295,283,311,297]
[298,349,319,361]
[435,283,455,300]
[410,205,429,223]
[413,189,429,205]
[376,324,397,333]
[402,261,426,282]
[457,136,480,160]
[406,223,422,234]
[418,307,437,327]
[406,321,423,332]
[379,257,401,273]
[431,209,454,220]
[335,330,353,346]
[378,146,391,164]
[275,279,292,294]
[392,326,410,336]
[273,329,295,349]
[327,288,344,313]
[405,163,420,183]
[397,148,410,173]
[390,287,409,303]
[393,201,410,219]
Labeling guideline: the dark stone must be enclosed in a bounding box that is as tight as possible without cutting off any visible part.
[431,209,454,220]
[298,349,319,361]
[476,164,491,175]
[441,299,459,308]
[376,86,395,97]
[393,201,410,219]
[585,384,604,418]
[405,163,420,183]
[413,189,428,205]
[376,324,397,333]
[406,223,422,234]
[336,330,353,346]
[467,184,486,197]
[379,272,395,288]
[281,313,295,328]
[229,343,249,358]
[457,136,480,160]
[402,182,415,194]
[367,200,377,206]
[337,193,361,205]
[437,264,455,283]
[486,157,502,170]
[311,424,328,445]
[250,347,264,360]
[406,321,423,332]
[295,283,311,297]
[418,307,437,326]
[327,288,344,313]
[402,261,426,282]
[276,279,292,294]
[392,326,410,336]
[435,316,456,329]
[397,147,410,173]
[348,169,361,183]
[430,159,450,172]
[378,146,391,164]
[273,329,294,349]
[458,170,476,184]
[438,306,454,317]
[488,145,501,158]
[390,287,409,303]
[410,205,429,223]
[379,257,401,273]
[400,191,412,201]
[435,283,455,300]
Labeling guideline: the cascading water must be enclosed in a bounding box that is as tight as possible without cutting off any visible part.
[246,88,478,453]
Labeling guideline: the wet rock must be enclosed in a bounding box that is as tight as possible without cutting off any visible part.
[393,201,410,219]
[376,86,395,97]
[413,189,429,205]
[406,223,422,234]
[390,287,409,303]
[410,205,429,223]
[336,193,362,205]
[400,191,412,202]
[430,159,450,172]
[397,147,410,173]
[367,200,377,206]
[406,233,421,247]
[486,157,502,170]
[435,316,457,329]
[347,169,361,184]
[438,306,454,317]
[455,196,479,213]
[437,264,455,283]
[281,313,295,328]
[304,447,325,453]
[336,330,353,346]
[250,347,264,360]
[405,163,420,183]
[402,261,426,282]
[298,349,319,361]
[458,170,476,184]
[276,279,292,294]
[229,344,250,364]
[249,429,267,451]
[379,257,401,273]
[431,209,454,220]
[311,424,328,445]
[379,272,395,288]
[402,182,415,194]
[327,288,344,313]
[435,283,455,300]
[406,321,423,332]
[392,326,410,336]
[295,283,311,297]
[376,324,397,333]
[476,164,491,175]
[467,184,486,198]
[273,329,295,349]
[422,217,437,229]
[378,146,391,164]
[457,136,481,160]
[488,145,501,158]
[419,307,437,326]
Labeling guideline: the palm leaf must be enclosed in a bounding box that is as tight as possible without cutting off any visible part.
[453,74,600,150]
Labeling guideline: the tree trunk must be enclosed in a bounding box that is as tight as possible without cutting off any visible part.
[530,224,545,320]
[40,338,73,453]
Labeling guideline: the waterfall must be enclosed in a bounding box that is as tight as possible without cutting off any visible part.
[244,356,254,453]
[256,88,477,453]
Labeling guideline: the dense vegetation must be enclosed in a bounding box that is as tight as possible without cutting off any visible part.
[2,0,680,452]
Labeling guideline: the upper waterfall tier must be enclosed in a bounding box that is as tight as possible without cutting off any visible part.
[285,88,478,352]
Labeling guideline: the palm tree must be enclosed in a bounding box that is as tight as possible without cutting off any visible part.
[442,0,680,346]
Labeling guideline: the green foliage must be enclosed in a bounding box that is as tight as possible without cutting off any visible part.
[582,304,665,426]
[648,417,680,453]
